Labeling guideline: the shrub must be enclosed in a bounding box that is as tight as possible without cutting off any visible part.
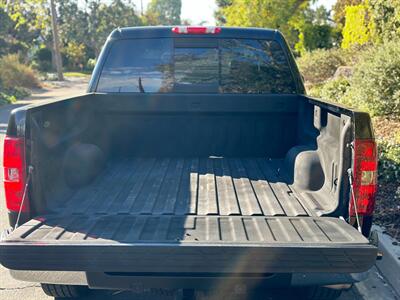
[344,41,400,116]
[307,83,324,98]
[307,77,352,105]
[0,54,40,89]
[297,48,346,85]
[0,86,30,105]
[0,91,16,105]
[378,140,400,182]
[320,77,351,104]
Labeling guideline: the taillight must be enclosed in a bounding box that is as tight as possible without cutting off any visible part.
[349,139,377,216]
[172,26,222,34]
[3,136,29,212]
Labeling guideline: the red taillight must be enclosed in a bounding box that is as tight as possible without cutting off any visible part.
[172,26,222,34]
[3,136,29,212]
[349,139,377,216]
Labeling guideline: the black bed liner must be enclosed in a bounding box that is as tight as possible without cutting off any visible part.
[0,157,377,273]
[55,157,309,217]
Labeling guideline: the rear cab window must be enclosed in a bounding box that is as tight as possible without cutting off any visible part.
[96,37,297,94]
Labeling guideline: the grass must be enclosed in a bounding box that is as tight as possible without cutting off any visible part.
[63,71,92,77]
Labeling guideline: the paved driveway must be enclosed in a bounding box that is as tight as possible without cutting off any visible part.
[0,78,398,299]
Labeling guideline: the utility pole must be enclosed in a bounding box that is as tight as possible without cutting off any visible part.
[50,0,64,81]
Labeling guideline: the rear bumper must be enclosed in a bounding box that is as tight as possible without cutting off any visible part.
[10,269,369,290]
[1,242,377,273]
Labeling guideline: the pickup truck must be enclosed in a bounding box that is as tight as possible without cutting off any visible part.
[0,26,379,299]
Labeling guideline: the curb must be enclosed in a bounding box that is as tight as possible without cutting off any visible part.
[372,225,400,297]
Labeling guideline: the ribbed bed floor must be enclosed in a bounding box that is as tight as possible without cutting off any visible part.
[57,157,310,217]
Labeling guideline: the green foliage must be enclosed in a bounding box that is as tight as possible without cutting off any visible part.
[86,58,96,71]
[0,86,31,105]
[369,0,400,43]
[0,92,16,105]
[0,54,40,89]
[220,0,309,47]
[333,0,363,26]
[63,72,90,77]
[341,4,373,49]
[306,41,400,117]
[214,0,233,24]
[344,41,400,116]
[295,6,334,54]
[58,1,89,47]
[297,48,346,85]
[296,24,333,54]
[1,0,50,54]
[34,47,52,71]
[0,3,43,57]
[311,5,331,25]
[309,77,351,104]
[2,0,145,72]
[0,7,14,56]
[63,41,86,70]
[378,140,400,182]
[146,0,181,25]
[85,0,143,56]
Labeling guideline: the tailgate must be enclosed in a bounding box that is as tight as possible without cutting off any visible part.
[0,215,377,273]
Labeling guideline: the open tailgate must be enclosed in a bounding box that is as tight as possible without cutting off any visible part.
[0,215,377,273]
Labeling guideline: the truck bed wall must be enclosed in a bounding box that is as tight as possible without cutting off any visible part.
[27,93,350,217]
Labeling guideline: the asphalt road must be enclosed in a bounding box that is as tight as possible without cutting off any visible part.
[0,78,398,300]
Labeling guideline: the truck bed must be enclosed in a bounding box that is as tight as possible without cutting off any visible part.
[1,157,377,274]
[54,157,310,217]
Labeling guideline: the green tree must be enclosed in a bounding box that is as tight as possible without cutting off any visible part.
[58,0,90,48]
[86,0,143,56]
[214,0,233,25]
[341,4,373,49]
[0,7,15,56]
[146,0,181,25]
[333,0,363,26]
[0,0,50,57]
[221,0,310,47]
[296,24,333,53]
[295,6,334,54]
[63,41,86,70]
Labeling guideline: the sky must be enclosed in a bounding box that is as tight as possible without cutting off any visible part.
[314,0,337,9]
[132,0,217,25]
[132,0,337,26]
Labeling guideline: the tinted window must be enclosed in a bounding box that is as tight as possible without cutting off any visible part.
[220,39,296,93]
[174,48,219,85]
[96,38,296,94]
[97,39,173,93]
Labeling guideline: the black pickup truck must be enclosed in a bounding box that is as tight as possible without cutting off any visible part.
[0,27,379,299]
